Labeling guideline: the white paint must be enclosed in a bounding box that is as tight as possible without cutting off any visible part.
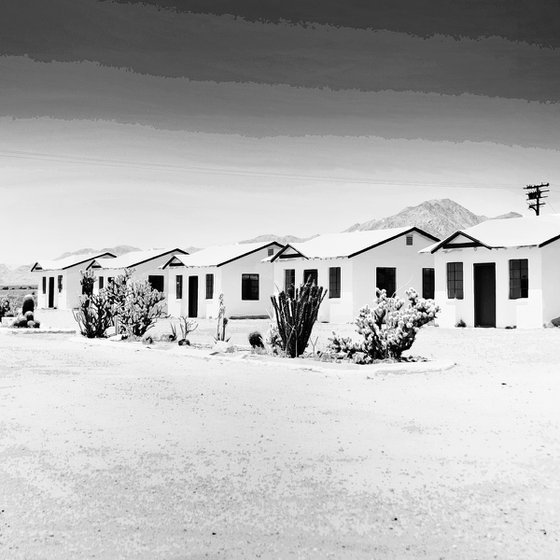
[273,231,437,323]
[166,245,278,319]
[433,245,554,329]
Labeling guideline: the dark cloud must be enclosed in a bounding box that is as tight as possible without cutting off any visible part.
[103,0,560,48]
[2,0,559,102]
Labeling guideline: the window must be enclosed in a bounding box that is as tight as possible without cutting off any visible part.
[42,276,47,295]
[57,275,63,293]
[284,269,295,293]
[303,269,318,285]
[376,267,396,296]
[268,247,274,256]
[206,274,214,299]
[329,267,341,298]
[148,275,164,292]
[242,274,259,300]
[422,268,435,299]
[509,259,528,299]
[175,275,183,299]
[98,276,104,290]
[447,262,464,299]
[108,277,114,286]
[406,235,413,246]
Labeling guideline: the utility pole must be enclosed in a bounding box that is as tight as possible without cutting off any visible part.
[524,183,549,216]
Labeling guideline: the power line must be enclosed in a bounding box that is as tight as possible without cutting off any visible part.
[524,182,550,216]
[0,148,529,191]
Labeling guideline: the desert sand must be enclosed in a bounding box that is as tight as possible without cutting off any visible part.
[1,324,560,559]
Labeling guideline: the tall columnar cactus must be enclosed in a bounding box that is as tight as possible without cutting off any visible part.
[214,293,229,342]
[270,280,326,358]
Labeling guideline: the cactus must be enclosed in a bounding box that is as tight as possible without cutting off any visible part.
[270,280,326,358]
[22,295,35,314]
[248,331,264,349]
[214,294,230,342]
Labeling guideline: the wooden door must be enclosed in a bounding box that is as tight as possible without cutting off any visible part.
[474,263,496,327]
[188,276,198,318]
[48,277,55,308]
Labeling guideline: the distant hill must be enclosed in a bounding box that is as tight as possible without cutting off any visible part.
[56,245,141,260]
[239,234,315,245]
[0,264,36,287]
[346,199,522,239]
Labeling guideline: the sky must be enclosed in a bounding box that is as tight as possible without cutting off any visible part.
[1,0,559,264]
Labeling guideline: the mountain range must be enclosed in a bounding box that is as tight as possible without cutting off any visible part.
[0,199,522,286]
[346,199,522,239]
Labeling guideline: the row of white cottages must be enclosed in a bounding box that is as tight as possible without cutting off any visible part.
[30,215,560,328]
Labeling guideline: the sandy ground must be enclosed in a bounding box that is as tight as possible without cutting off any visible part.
[1,325,560,559]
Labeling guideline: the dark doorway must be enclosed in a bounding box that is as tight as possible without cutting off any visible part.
[148,275,164,293]
[188,276,198,318]
[474,263,496,327]
[48,277,55,308]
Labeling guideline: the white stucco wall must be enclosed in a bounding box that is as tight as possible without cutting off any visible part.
[94,254,174,293]
[273,231,437,323]
[36,264,97,310]
[166,246,278,319]
[166,266,221,319]
[434,246,543,329]
[351,232,435,318]
[272,258,354,323]
[539,241,560,324]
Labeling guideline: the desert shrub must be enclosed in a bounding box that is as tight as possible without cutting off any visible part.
[455,319,466,328]
[0,299,10,319]
[80,269,95,297]
[178,316,198,342]
[117,280,167,338]
[328,288,439,363]
[270,280,326,358]
[265,324,283,354]
[104,271,131,321]
[248,331,264,349]
[73,290,114,338]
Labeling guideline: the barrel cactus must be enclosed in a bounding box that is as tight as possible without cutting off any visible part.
[22,295,35,314]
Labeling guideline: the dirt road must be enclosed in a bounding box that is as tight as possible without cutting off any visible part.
[1,328,559,558]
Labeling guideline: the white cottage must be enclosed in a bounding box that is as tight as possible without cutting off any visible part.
[271,227,439,323]
[88,248,189,294]
[423,215,560,328]
[163,241,283,318]
[31,252,117,310]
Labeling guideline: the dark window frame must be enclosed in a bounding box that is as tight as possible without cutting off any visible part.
[329,267,341,299]
[376,267,397,296]
[284,269,295,294]
[42,276,47,295]
[406,234,413,246]
[241,273,259,301]
[98,276,104,290]
[148,275,165,293]
[205,274,214,300]
[446,262,464,299]
[422,268,435,299]
[303,269,318,285]
[175,274,183,300]
[509,259,529,299]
